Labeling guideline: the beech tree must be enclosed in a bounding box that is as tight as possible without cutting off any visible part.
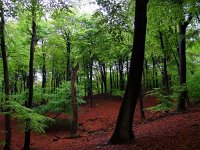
[109,0,149,144]
[23,0,38,149]
[0,1,11,149]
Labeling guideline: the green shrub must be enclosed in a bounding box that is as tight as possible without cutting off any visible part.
[187,69,200,102]
[112,89,124,97]
[145,88,175,112]
[37,81,85,114]
[6,100,54,134]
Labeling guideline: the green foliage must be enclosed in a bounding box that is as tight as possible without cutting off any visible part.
[0,138,5,146]
[11,90,28,104]
[37,81,85,114]
[112,89,124,97]
[146,88,175,112]
[187,68,200,102]
[6,101,54,134]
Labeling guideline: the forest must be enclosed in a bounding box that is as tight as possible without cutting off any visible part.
[0,0,200,150]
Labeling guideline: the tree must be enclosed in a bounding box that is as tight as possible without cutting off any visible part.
[24,0,37,149]
[0,1,11,149]
[177,14,192,111]
[70,63,79,137]
[109,0,149,144]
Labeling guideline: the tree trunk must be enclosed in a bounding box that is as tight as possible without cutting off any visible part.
[145,60,149,90]
[89,57,93,108]
[109,0,148,144]
[41,53,46,103]
[66,34,71,81]
[109,66,113,94]
[119,59,124,91]
[139,89,145,121]
[24,3,37,149]
[177,21,190,112]
[99,62,107,97]
[70,63,79,137]
[0,2,11,149]
[159,31,170,95]
[152,56,156,88]
[116,63,119,89]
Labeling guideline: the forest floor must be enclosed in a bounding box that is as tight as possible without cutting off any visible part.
[0,95,200,150]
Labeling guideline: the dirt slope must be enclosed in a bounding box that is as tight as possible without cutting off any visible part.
[0,96,199,150]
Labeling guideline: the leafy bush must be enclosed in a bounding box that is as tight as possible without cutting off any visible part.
[10,90,28,104]
[37,81,85,114]
[187,69,200,102]
[6,101,54,134]
[112,89,124,97]
[145,88,175,112]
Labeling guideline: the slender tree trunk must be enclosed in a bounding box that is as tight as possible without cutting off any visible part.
[70,63,79,137]
[159,31,169,95]
[102,63,107,98]
[66,34,71,81]
[89,57,93,108]
[96,75,100,95]
[51,61,54,92]
[99,62,107,97]
[152,56,156,88]
[116,63,119,89]
[126,57,129,77]
[139,89,145,121]
[145,60,149,90]
[119,59,124,91]
[42,53,46,103]
[109,0,149,144]
[24,3,37,149]
[0,2,11,149]
[109,66,113,94]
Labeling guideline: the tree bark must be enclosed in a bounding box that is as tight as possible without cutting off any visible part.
[159,31,170,95]
[42,53,46,103]
[24,2,37,149]
[0,1,11,149]
[89,56,93,107]
[70,63,79,137]
[109,0,149,144]
[139,89,145,121]
[66,33,71,81]
[177,18,191,112]
[119,59,124,91]
[109,66,113,94]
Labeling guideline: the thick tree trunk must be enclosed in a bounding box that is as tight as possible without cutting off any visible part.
[177,13,192,112]
[177,22,188,111]
[0,2,11,149]
[109,0,148,144]
[70,63,79,137]
[24,4,37,149]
